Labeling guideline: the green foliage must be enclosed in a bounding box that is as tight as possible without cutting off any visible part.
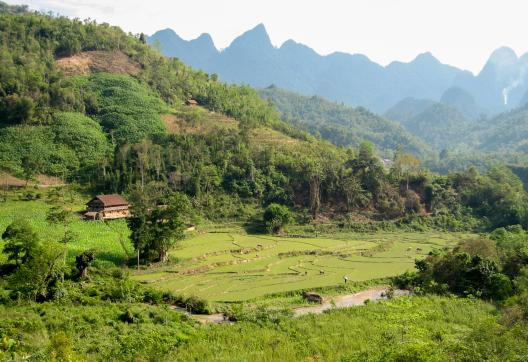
[396,236,519,301]
[73,74,167,144]
[7,241,67,302]
[263,203,291,233]
[174,296,528,361]
[0,126,76,178]
[51,112,109,169]
[0,94,34,125]
[45,206,69,226]
[128,192,189,262]
[260,86,428,157]
[75,250,95,278]
[0,1,28,14]
[1,219,39,266]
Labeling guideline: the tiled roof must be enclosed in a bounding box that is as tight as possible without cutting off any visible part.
[89,194,129,207]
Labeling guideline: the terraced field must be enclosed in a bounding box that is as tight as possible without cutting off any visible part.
[0,199,474,302]
[133,231,471,301]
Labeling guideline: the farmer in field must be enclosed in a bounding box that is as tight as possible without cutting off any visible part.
[343,275,349,284]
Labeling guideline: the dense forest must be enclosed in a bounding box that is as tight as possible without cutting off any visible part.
[1,2,528,361]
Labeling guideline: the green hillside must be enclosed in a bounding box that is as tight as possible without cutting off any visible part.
[384,97,436,123]
[260,86,429,157]
[1,4,528,361]
[479,105,528,152]
[403,103,477,151]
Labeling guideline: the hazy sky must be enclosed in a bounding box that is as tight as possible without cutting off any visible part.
[10,0,528,74]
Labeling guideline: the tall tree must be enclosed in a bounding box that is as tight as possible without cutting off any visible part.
[128,193,190,262]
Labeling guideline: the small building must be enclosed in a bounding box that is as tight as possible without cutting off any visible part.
[84,194,130,220]
[186,99,198,106]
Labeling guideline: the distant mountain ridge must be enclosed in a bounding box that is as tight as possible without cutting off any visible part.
[149,25,528,114]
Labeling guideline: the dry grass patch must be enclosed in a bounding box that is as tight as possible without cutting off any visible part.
[56,50,140,76]
[162,107,238,135]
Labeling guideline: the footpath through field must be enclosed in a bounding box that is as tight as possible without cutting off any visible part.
[184,286,409,324]
[293,286,408,316]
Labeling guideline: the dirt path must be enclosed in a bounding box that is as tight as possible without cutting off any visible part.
[294,286,408,316]
[170,306,229,324]
[173,286,408,324]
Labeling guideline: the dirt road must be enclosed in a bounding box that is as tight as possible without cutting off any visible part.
[176,286,408,323]
[294,286,408,316]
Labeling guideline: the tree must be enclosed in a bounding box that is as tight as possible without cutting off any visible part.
[1,219,39,266]
[394,152,421,190]
[128,193,190,262]
[341,172,370,211]
[21,154,39,186]
[75,250,95,279]
[0,95,35,125]
[46,206,69,225]
[263,203,291,234]
[7,241,67,301]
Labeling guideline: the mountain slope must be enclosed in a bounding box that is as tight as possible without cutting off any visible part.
[453,47,528,113]
[259,86,429,156]
[150,25,528,115]
[440,86,481,119]
[403,103,476,150]
[478,105,528,152]
[384,97,436,123]
[149,25,467,112]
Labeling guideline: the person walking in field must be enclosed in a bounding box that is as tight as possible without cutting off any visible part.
[344,275,349,284]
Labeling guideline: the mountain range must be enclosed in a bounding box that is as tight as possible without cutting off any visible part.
[149,24,528,115]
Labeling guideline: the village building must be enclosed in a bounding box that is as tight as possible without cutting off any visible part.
[84,194,130,220]
[185,99,198,106]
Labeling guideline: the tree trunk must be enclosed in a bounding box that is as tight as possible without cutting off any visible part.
[309,176,321,219]
[159,249,168,263]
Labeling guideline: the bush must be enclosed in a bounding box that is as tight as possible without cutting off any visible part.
[183,295,211,314]
[263,203,292,234]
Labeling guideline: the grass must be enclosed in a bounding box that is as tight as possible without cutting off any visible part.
[133,230,473,302]
[172,296,527,361]
[0,198,133,265]
[3,295,526,361]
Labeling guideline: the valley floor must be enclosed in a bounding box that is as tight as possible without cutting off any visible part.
[133,230,470,302]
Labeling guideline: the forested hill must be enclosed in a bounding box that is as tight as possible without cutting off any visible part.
[3,3,528,230]
[0,5,433,222]
[385,96,528,154]
[259,86,429,157]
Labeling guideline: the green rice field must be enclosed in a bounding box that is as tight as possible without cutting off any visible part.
[0,199,474,302]
[133,231,472,301]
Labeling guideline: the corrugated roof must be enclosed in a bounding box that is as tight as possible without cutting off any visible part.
[88,194,129,207]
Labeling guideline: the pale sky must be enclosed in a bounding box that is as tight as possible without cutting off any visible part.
[10,0,528,74]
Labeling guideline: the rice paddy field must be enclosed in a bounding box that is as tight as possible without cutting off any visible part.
[133,231,472,302]
[0,197,474,302]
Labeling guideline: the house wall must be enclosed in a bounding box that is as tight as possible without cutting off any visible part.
[102,208,130,220]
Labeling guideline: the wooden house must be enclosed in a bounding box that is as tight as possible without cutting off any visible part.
[186,99,198,106]
[84,194,130,220]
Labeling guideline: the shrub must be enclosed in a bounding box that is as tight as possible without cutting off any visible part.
[263,203,292,234]
[183,295,211,314]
